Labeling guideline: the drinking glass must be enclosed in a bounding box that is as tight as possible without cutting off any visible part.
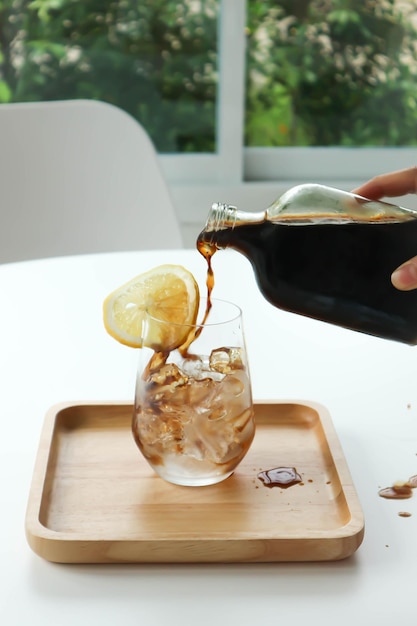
[132,298,255,486]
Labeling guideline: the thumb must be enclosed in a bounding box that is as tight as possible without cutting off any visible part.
[391,257,417,290]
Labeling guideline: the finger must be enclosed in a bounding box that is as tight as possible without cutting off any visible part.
[352,167,417,200]
[391,256,417,291]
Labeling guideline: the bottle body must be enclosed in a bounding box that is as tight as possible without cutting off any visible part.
[197,184,417,345]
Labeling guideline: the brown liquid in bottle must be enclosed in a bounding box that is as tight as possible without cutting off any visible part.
[197,217,417,345]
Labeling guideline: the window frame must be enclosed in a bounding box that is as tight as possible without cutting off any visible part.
[161,0,417,188]
[160,0,246,185]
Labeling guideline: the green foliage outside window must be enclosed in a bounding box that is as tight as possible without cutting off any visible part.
[0,0,218,152]
[246,0,417,146]
[1,0,417,152]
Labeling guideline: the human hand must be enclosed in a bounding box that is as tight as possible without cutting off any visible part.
[353,167,417,291]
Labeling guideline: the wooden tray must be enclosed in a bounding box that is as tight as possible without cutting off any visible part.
[25,401,364,563]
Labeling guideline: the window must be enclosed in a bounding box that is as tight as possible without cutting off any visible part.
[247,1,417,149]
[244,0,417,182]
[0,1,219,153]
[1,0,417,188]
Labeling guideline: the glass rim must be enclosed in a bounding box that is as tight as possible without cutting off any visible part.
[145,297,242,328]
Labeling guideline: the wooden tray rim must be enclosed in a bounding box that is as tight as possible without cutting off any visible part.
[25,399,365,562]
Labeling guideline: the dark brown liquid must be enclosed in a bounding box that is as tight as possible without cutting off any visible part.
[257,466,302,488]
[378,485,413,499]
[196,238,215,325]
[197,218,417,344]
[378,475,417,499]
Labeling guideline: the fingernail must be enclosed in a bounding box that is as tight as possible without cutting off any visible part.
[391,262,417,291]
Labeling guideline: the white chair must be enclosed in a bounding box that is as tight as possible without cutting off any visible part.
[0,99,183,263]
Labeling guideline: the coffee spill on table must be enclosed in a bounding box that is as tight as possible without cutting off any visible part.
[378,474,417,506]
[257,466,302,488]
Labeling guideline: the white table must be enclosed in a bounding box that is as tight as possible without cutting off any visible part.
[1,247,417,625]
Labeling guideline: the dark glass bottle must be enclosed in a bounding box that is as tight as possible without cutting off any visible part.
[197,184,417,345]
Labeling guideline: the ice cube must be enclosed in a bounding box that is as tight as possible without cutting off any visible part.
[182,355,210,379]
[149,363,188,387]
[187,377,217,409]
[232,407,254,433]
[209,346,244,373]
[183,355,224,382]
[219,372,246,398]
[207,405,228,421]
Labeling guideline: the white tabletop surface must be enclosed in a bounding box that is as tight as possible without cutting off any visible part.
[1,247,417,625]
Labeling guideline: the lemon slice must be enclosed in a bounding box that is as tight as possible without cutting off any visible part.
[103,264,199,350]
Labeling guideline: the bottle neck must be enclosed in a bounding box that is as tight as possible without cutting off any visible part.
[204,203,265,233]
[204,203,237,231]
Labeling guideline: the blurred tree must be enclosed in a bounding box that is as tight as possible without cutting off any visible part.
[0,0,218,152]
[246,0,417,146]
[2,0,416,151]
